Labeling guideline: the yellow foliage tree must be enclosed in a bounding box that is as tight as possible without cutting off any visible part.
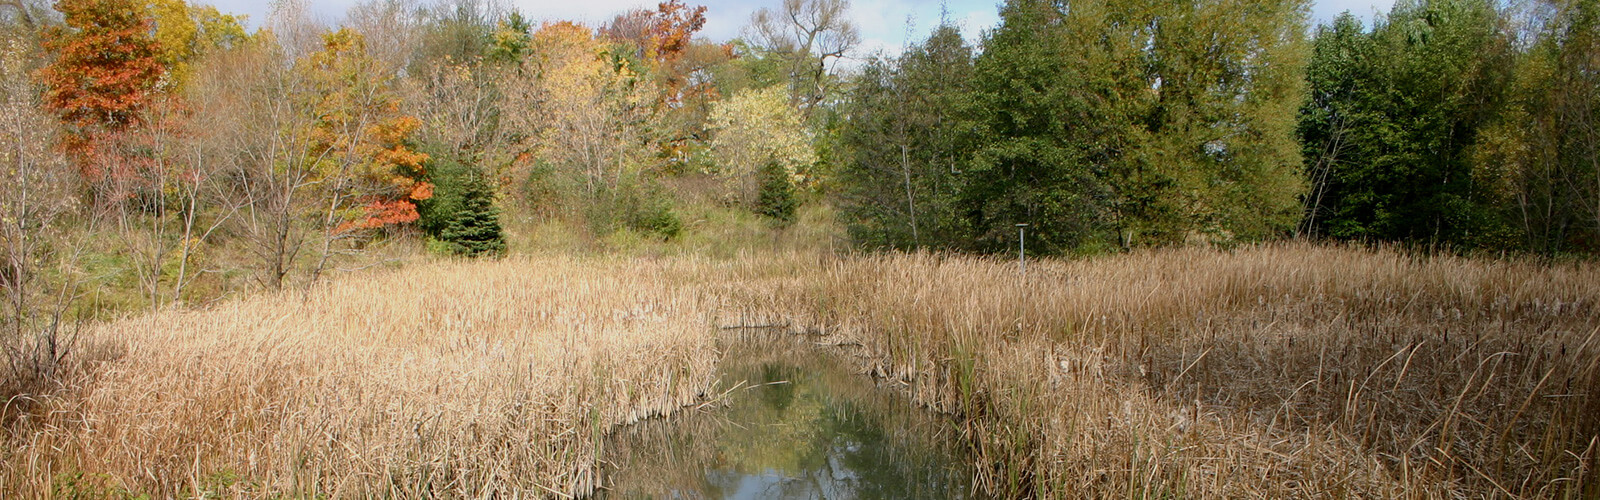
[515,21,659,197]
[148,0,247,91]
[707,86,816,200]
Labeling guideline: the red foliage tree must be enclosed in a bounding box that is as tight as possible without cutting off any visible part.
[602,1,706,65]
[650,0,706,64]
[36,0,166,183]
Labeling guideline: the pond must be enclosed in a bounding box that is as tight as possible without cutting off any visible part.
[596,335,978,499]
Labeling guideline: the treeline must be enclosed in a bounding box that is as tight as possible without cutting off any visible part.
[0,0,1594,325]
[839,0,1600,256]
[1301,0,1600,254]
[0,0,855,312]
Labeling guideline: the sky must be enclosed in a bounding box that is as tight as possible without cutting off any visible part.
[209,0,1397,60]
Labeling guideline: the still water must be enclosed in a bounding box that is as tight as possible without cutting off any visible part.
[597,337,976,499]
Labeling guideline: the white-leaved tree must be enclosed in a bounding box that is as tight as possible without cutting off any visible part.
[708,86,815,210]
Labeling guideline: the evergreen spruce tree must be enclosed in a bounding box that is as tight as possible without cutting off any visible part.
[417,149,506,257]
[436,172,506,257]
[756,160,798,225]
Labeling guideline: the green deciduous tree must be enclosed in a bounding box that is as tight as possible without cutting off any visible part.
[955,0,1310,254]
[485,10,531,64]
[962,0,1107,253]
[1299,0,1515,247]
[838,23,975,250]
[1127,0,1311,244]
[415,0,500,69]
[1479,0,1600,254]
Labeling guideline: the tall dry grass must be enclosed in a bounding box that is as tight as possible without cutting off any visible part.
[2,243,1596,498]
[723,243,1600,497]
[2,256,721,497]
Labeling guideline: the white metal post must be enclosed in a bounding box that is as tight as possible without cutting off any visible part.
[1016,223,1028,275]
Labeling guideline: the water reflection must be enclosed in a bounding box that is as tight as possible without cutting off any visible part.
[597,336,975,499]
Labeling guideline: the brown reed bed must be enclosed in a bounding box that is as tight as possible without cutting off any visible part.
[2,256,722,497]
[2,243,1597,498]
[720,242,1600,498]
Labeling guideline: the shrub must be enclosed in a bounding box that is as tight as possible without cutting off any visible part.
[584,180,682,240]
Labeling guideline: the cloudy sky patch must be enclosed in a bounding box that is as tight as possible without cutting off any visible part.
[211,0,1394,57]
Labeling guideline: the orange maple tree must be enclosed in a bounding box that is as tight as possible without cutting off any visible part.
[302,29,432,233]
[601,1,706,67]
[644,1,708,106]
[36,0,167,183]
[341,114,434,231]
[649,1,707,64]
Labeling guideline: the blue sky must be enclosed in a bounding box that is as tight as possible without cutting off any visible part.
[213,0,1396,58]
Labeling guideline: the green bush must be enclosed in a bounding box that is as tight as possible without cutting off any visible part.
[624,190,683,239]
[584,180,683,240]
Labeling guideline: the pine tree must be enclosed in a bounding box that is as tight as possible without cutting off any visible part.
[436,172,506,257]
[417,147,505,257]
[756,160,797,225]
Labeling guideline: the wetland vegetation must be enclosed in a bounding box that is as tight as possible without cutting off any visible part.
[0,0,1597,497]
[6,245,1596,497]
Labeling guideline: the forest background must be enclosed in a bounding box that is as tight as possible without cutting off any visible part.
[0,0,1592,311]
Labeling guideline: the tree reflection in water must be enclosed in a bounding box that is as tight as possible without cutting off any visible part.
[597,335,976,499]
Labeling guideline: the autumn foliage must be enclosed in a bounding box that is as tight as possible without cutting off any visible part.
[301,29,432,233]
[148,0,248,91]
[345,115,434,231]
[649,1,707,63]
[36,0,165,182]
